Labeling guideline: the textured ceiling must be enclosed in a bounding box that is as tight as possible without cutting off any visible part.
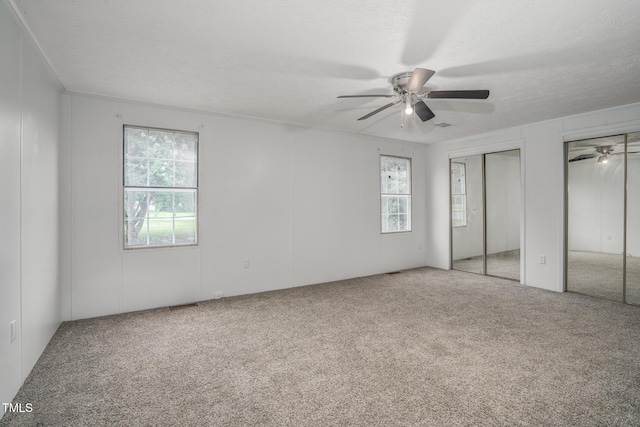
[11,0,640,143]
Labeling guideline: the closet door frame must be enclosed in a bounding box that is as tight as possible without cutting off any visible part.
[564,133,635,304]
[449,148,523,282]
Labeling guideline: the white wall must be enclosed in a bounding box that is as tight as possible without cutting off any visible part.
[0,3,22,408]
[567,148,640,257]
[0,1,63,409]
[486,151,521,255]
[629,156,640,257]
[425,101,640,292]
[63,93,428,320]
[567,153,625,254]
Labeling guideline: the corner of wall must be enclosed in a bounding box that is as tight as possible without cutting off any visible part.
[0,0,65,409]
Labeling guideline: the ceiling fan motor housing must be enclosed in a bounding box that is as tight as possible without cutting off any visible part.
[390,71,415,92]
[596,145,614,154]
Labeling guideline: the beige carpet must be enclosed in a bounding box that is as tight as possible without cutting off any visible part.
[567,250,640,304]
[453,249,520,281]
[2,268,639,426]
[454,250,640,305]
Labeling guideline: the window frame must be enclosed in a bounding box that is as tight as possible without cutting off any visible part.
[451,161,468,228]
[122,125,199,250]
[380,154,412,234]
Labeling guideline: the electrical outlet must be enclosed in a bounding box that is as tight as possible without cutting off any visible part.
[539,255,546,265]
[214,292,224,299]
[243,259,250,269]
[607,234,612,240]
[10,320,16,343]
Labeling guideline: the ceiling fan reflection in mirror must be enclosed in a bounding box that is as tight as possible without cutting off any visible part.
[337,68,489,126]
[568,145,640,163]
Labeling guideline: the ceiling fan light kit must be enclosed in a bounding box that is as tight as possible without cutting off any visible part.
[596,145,612,164]
[338,68,490,126]
[404,96,413,115]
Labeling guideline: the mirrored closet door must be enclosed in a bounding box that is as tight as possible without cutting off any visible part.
[451,155,484,275]
[565,132,639,305]
[450,150,521,281]
[486,151,521,281]
[627,133,640,304]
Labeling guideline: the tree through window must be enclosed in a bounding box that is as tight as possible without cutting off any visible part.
[123,126,198,248]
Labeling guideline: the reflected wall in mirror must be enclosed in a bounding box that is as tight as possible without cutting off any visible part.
[451,155,484,274]
[566,134,628,302]
[450,150,521,281]
[486,150,521,281]
[626,132,640,304]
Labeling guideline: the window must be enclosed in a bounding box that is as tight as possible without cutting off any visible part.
[451,162,467,227]
[380,155,411,233]
[123,126,198,248]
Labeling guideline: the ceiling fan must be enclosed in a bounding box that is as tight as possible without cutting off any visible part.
[568,145,640,163]
[337,67,490,123]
